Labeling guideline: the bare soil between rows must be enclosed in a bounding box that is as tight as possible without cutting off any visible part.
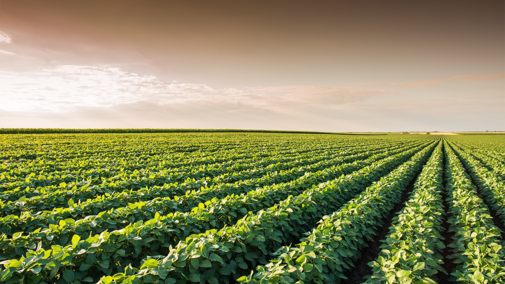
[341,164,422,284]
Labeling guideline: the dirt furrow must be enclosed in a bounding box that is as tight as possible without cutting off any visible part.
[436,141,457,283]
[340,168,420,284]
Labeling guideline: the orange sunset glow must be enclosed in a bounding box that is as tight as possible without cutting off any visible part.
[0,0,503,131]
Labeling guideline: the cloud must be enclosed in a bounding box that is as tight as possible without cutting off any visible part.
[360,73,505,88]
[1,65,503,131]
[0,31,12,44]
[3,91,503,132]
[0,50,15,56]
[0,65,225,112]
[451,73,505,81]
[1,65,396,114]
[0,64,402,130]
[251,85,400,105]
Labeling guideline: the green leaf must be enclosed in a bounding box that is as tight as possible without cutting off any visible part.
[165,278,177,284]
[86,253,97,264]
[188,273,201,282]
[71,235,81,246]
[397,270,410,278]
[49,267,60,280]
[303,263,313,272]
[158,268,168,279]
[200,259,212,268]
[219,267,232,275]
[117,249,126,256]
[143,259,158,269]
[207,277,219,284]
[79,264,92,271]
[210,253,225,265]
[5,259,22,269]
[191,258,199,269]
[296,254,306,264]
[99,260,110,269]
[480,244,487,254]
[472,270,484,283]
[413,262,425,271]
[63,269,75,283]
[238,261,248,269]
[173,261,186,267]
[0,267,16,281]
[237,276,248,282]
[30,265,42,274]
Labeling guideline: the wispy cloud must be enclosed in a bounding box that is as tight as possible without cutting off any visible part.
[0,65,224,112]
[3,91,503,131]
[0,31,12,44]
[253,85,400,104]
[360,73,505,88]
[1,65,503,131]
[1,65,397,113]
[0,50,15,56]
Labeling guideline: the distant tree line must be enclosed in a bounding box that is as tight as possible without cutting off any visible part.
[0,128,349,135]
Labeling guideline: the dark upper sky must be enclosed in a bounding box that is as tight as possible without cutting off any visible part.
[0,0,504,131]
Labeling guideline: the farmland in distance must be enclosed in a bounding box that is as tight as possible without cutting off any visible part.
[0,131,504,284]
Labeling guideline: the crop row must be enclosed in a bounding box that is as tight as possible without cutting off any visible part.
[1,138,416,202]
[455,142,505,180]
[2,137,354,190]
[449,143,505,227]
[440,142,505,283]
[0,142,437,283]
[363,137,505,284]
[448,140,505,167]
[239,141,438,283]
[0,133,378,165]
[0,141,357,191]
[0,144,373,217]
[259,140,505,284]
[0,141,426,260]
[0,140,425,236]
[90,142,437,284]
[365,141,446,283]
[0,145,350,202]
[1,135,418,185]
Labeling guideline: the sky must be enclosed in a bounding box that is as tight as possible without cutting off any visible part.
[0,0,504,132]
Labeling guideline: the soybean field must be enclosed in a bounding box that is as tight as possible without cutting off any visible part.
[0,132,504,284]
